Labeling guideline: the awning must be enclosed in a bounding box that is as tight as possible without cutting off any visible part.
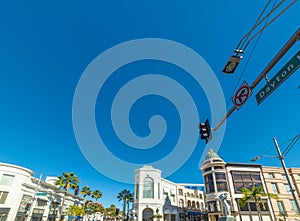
[188,211,202,215]
[0,208,10,214]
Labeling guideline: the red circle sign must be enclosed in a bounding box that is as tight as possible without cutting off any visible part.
[233,83,252,109]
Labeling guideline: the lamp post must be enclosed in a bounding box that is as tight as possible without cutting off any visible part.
[251,136,300,215]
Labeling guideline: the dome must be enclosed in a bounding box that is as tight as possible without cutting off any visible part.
[205,149,220,160]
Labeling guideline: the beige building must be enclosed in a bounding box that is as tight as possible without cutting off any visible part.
[262,166,300,221]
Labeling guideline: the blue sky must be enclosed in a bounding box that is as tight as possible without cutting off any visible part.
[0,1,299,208]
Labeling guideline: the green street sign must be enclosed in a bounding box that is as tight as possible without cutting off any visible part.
[256,50,300,104]
[36,192,47,196]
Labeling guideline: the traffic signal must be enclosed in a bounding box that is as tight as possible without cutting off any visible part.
[25,203,31,212]
[222,55,242,74]
[199,119,212,143]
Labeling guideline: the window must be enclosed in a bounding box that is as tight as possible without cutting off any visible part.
[143,177,154,198]
[215,173,226,180]
[178,189,183,196]
[217,182,228,192]
[284,184,291,193]
[290,200,299,213]
[271,183,279,193]
[201,202,204,210]
[282,174,286,179]
[199,194,203,199]
[232,171,262,193]
[0,191,8,204]
[135,183,139,199]
[277,201,285,213]
[204,174,215,194]
[260,201,269,211]
[214,166,223,170]
[204,167,212,172]
[158,183,160,199]
[179,199,184,208]
[268,173,275,178]
[237,199,269,212]
[0,174,14,186]
[37,199,47,207]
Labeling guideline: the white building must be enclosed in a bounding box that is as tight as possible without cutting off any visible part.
[133,165,206,221]
[0,162,83,221]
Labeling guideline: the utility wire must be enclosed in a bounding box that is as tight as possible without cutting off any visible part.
[225,0,278,109]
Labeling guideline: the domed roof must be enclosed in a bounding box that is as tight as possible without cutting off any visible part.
[205,149,220,160]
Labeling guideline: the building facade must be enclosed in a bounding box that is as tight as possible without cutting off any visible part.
[262,166,300,221]
[133,166,206,221]
[0,162,83,221]
[200,149,275,221]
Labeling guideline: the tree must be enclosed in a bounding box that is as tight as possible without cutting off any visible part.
[67,205,85,217]
[84,200,104,221]
[91,189,103,201]
[239,185,278,221]
[117,189,132,221]
[80,186,92,203]
[55,172,80,221]
[126,192,134,220]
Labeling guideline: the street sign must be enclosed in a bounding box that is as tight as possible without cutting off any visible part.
[36,192,47,196]
[256,50,300,104]
[233,81,252,110]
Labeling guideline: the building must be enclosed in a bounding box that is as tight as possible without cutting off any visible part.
[0,162,83,221]
[200,149,300,221]
[133,165,206,221]
[262,166,300,221]
[200,149,275,221]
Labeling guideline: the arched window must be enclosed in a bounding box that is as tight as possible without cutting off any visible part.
[192,201,196,209]
[179,199,184,208]
[201,202,204,210]
[196,202,200,209]
[143,177,154,198]
[143,208,153,221]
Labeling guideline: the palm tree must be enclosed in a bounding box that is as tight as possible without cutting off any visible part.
[126,192,134,220]
[55,172,80,221]
[80,186,92,203]
[91,190,103,201]
[239,185,278,221]
[117,189,132,221]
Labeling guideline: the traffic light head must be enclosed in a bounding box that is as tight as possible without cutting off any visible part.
[25,203,31,212]
[199,119,212,143]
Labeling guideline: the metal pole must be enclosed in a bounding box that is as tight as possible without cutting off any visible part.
[273,137,300,214]
[213,28,300,131]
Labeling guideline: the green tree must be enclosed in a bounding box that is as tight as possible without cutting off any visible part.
[91,189,103,201]
[239,185,278,221]
[104,204,118,220]
[85,200,104,220]
[67,205,85,217]
[80,186,92,203]
[55,172,80,221]
[117,189,132,221]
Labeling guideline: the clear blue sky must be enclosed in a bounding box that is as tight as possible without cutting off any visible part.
[0,1,299,208]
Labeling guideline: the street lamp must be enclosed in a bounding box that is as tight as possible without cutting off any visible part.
[251,136,300,215]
